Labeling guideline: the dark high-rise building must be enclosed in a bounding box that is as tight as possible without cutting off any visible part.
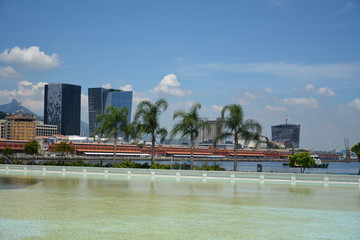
[271,122,300,148]
[44,83,81,135]
[88,88,132,136]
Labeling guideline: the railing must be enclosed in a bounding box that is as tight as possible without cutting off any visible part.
[0,164,359,186]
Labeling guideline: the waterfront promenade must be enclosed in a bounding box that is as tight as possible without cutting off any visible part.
[1,164,359,186]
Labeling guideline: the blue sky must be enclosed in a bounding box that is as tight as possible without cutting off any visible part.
[0,0,359,151]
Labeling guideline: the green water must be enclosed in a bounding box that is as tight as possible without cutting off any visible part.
[1,172,359,240]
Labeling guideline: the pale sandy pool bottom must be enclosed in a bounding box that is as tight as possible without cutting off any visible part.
[1,172,359,240]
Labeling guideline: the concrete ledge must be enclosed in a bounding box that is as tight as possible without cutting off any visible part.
[1,164,359,186]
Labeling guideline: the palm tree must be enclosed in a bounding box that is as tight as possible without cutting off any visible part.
[215,104,262,171]
[123,122,142,143]
[170,103,209,170]
[133,98,168,165]
[94,106,129,164]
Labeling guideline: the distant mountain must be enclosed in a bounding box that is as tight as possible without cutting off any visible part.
[0,99,42,119]
[0,99,90,136]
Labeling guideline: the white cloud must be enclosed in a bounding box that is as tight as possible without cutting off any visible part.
[0,66,22,79]
[236,98,250,106]
[132,92,150,106]
[0,46,60,70]
[120,84,134,91]
[244,91,257,99]
[195,62,360,80]
[212,105,223,113]
[0,81,47,115]
[347,98,360,111]
[244,91,264,100]
[265,105,287,112]
[265,87,273,93]
[282,97,319,109]
[101,83,112,89]
[306,84,336,96]
[150,74,191,96]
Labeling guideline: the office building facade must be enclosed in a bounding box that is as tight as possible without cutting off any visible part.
[196,119,224,145]
[271,123,300,148]
[44,83,81,135]
[88,88,132,136]
[0,116,58,141]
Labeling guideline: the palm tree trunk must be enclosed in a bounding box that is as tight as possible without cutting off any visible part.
[190,142,195,170]
[151,134,155,166]
[234,137,238,171]
[113,135,117,166]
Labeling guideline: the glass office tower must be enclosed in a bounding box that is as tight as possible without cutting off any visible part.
[44,83,81,135]
[88,88,133,137]
[271,123,300,148]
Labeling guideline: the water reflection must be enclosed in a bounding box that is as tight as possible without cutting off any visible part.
[1,172,359,240]
[0,176,42,190]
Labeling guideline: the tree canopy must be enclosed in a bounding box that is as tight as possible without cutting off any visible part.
[288,152,316,173]
[2,148,14,159]
[55,142,75,155]
[24,140,40,155]
[134,98,168,165]
[170,103,209,169]
[0,111,7,119]
[215,104,262,171]
[350,142,360,160]
[94,106,129,163]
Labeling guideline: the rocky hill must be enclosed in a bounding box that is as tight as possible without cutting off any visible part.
[0,99,89,136]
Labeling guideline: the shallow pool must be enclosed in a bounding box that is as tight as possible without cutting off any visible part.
[1,171,359,240]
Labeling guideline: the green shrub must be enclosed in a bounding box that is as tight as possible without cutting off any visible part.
[114,161,150,169]
[195,163,225,171]
[65,160,94,167]
[170,162,191,170]
[41,161,61,166]
[150,162,171,169]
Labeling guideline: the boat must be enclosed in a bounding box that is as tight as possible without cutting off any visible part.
[311,154,329,168]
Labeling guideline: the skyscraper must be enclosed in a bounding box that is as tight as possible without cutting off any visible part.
[88,88,132,136]
[271,122,300,149]
[44,83,81,135]
[196,118,224,145]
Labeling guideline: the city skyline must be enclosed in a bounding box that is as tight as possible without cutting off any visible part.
[0,0,359,150]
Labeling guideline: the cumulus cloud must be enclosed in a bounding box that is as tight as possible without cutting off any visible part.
[120,84,134,91]
[0,46,60,70]
[265,105,287,112]
[212,105,223,113]
[133,92,150,105]
[101,83,112,89]
[282,97,319,109]
[0,81,47,114]
[150,74,191,96]
[306,84,336,96]
[0,66,22,79]
[347,98,360,111]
